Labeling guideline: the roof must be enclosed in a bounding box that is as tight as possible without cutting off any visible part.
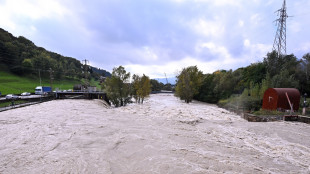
[272,88,300,96]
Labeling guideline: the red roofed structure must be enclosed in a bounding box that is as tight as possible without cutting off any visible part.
[262,88,300,111]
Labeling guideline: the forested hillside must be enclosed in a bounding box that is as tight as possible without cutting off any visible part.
[0,28,110,80]
[192,51,310,111]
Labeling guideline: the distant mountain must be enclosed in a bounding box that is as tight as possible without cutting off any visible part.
[91,67,111,77]
[153,77,177,85]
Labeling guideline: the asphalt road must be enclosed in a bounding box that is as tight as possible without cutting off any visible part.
[0,95,45,101]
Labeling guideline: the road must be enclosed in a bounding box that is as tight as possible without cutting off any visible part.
[0,95,46,101]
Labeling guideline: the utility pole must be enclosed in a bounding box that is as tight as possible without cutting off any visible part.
[38,69,42,86]
[164,73,168,84]
[48,68,54,91]
[82,59,89,67]
[81,59,89,87]
[272,0,289,57]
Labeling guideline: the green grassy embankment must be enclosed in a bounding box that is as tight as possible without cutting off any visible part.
[90,78,102,89]
[0,100,28,108]
[0,71,100,95]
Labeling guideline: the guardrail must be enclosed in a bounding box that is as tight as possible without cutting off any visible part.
[0,95,54,112]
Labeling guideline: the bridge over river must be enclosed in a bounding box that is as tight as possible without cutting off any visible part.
[54,91,107,100]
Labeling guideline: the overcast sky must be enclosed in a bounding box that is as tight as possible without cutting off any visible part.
[0,0,310,78]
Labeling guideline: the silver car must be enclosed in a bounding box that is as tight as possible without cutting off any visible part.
[5,94,20,99]
[21,92,31,96]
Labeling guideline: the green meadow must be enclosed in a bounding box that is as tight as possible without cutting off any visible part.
[0,71,100,95]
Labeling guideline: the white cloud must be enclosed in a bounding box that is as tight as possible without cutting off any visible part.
[0,14,16,31]
[170,0,186,3]
[30,26,37,32]
[239,20,244,27]
[0,0,308,79]
[250,13,262,25]
[7,0,67,20]
[242,39,272,62]
[0,0,69,36]
[125,55,240,79]
[125,41,272,79]
[211,0,241,7]
[126,42,245,78]
[197,42,232,62]
[142,47,158,61]
[266,0,275,5]
[288,21,301,33]
[244,39,251,47]
[295,42,310,52]
[124,57,210,79]
[190,18,225,38]
[169,0,242,6]
[193,0,242,7]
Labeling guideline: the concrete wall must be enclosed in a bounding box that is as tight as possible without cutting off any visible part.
[228,108,310,124]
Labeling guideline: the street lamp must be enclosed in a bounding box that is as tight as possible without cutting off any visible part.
[303,93,307,116]
[304,93,307,106]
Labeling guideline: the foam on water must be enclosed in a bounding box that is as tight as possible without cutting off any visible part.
[0,94,309,173]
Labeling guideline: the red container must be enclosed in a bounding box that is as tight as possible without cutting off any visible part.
[262,88,300,111]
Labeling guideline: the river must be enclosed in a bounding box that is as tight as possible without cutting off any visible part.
[0,94,309,173]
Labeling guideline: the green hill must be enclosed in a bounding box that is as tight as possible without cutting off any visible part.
[0,70,80,95]
[0,28,110,95]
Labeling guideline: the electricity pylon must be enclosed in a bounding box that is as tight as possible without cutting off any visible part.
[82,59,90,87]
[164,73,168,84]
[273,0,289,57]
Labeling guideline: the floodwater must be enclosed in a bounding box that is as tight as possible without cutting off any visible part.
[0,94,310,174]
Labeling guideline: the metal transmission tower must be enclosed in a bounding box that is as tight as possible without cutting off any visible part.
[81,59,90,87]
[273,0,289,57]
[164,73,168,84]
[82,59,89,78]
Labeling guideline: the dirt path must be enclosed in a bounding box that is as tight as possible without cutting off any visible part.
[0,94,309,173]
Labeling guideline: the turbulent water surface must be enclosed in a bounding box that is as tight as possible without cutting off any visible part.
[0,94,310,173]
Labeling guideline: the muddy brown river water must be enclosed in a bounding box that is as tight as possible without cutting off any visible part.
[0,94,310,173]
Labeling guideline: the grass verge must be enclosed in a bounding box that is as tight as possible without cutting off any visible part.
[0,71,81,95]
[0,100,27,107]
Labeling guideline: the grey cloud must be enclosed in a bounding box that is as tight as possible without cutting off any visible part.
[7,0,309,75]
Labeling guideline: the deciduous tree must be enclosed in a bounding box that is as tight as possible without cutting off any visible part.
[175,66,203,103]
[104,66,131,107]
[132,74,151,104]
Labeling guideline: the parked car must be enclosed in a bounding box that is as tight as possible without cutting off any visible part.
[21,92,31,96]
[5,94,20,99]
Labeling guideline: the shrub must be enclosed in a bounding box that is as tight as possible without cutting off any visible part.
[218,95,261,112]
[253,109,285,116]
[240,96,262,111]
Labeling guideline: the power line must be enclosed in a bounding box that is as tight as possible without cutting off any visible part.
[292,12,310,17]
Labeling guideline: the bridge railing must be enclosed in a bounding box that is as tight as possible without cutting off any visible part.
[54,90,105,93]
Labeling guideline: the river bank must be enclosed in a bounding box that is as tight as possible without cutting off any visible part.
[0,94,309,173]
